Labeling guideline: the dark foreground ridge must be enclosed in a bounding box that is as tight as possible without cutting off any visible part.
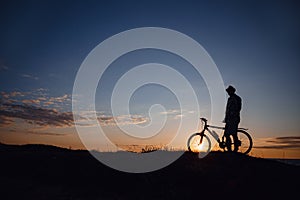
[1,143,299,200]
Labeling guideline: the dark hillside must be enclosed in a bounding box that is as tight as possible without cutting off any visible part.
[1,143,299,199]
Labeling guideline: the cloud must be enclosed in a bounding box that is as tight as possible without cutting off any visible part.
[22,99,40,105]
[0,116,14,127]
[26,130,69,136]
[1,91,27,99]
[48,94,69,103]
[0,90,149,128]
[1,92,10,99]
[173,114,184,120]
[159,109,195,120]
[0,103,73,127]
[38,97,47,101]
[254,136,300,149]
[42,94,71,109]
[0,99,148,128]
[1,90,70,109]
[131,116,148,124]
[44,101,54,105]
[98,114,148,126]
[77,111,148,127]
[0,65,8,71]
[1,89,47,99]
[21,74,39,80]
[0,90,81,128]
[160,109,181,115]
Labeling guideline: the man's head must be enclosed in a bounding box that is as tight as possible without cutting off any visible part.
[226,85,236,96]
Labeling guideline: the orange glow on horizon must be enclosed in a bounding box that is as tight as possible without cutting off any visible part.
[1,123,299,159]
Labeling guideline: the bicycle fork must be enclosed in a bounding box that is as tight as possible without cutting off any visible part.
[199,135,203,145]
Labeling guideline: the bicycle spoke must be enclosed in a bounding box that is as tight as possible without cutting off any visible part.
[187,133,211,153]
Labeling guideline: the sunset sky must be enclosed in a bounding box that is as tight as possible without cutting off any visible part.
[0,0,299,158]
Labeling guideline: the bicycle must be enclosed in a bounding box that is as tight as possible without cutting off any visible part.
[187,118,253,155]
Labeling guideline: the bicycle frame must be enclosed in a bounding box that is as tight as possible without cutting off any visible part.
[200,118,248,143]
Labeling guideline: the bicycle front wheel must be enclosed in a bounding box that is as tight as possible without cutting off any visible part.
[187,133,211,154]
[237,130,253,154]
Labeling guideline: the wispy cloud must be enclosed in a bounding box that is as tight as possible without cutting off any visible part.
[1,91,27,99]
[22,99,40,105]
[0,65,9,71]
[0,89,148,129]
[254,136,300,149]
[0,101,149,128]
[160,109,181,115]
[48,94,69,103]
[21,74,39,80]
[0,115,14,127]
[26,130,69,136]
[98,114,148,126]
[0,90,70,109]
[0,103,73,127]
[159,109,196,120]
[77,111,149,127]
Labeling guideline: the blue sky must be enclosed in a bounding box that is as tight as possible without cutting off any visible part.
[0,0,299,157]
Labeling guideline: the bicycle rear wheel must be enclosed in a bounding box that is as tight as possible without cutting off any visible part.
[225,130,252,154]
[187,133,211,154]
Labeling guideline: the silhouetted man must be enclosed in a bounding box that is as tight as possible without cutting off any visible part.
[224,85,242,152]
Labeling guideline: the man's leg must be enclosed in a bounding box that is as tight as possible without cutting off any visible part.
[225,135,232,151]
[224,123,232,151]
[224,119,240,152]
[232,133,239,152]
[232,120,240,152]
